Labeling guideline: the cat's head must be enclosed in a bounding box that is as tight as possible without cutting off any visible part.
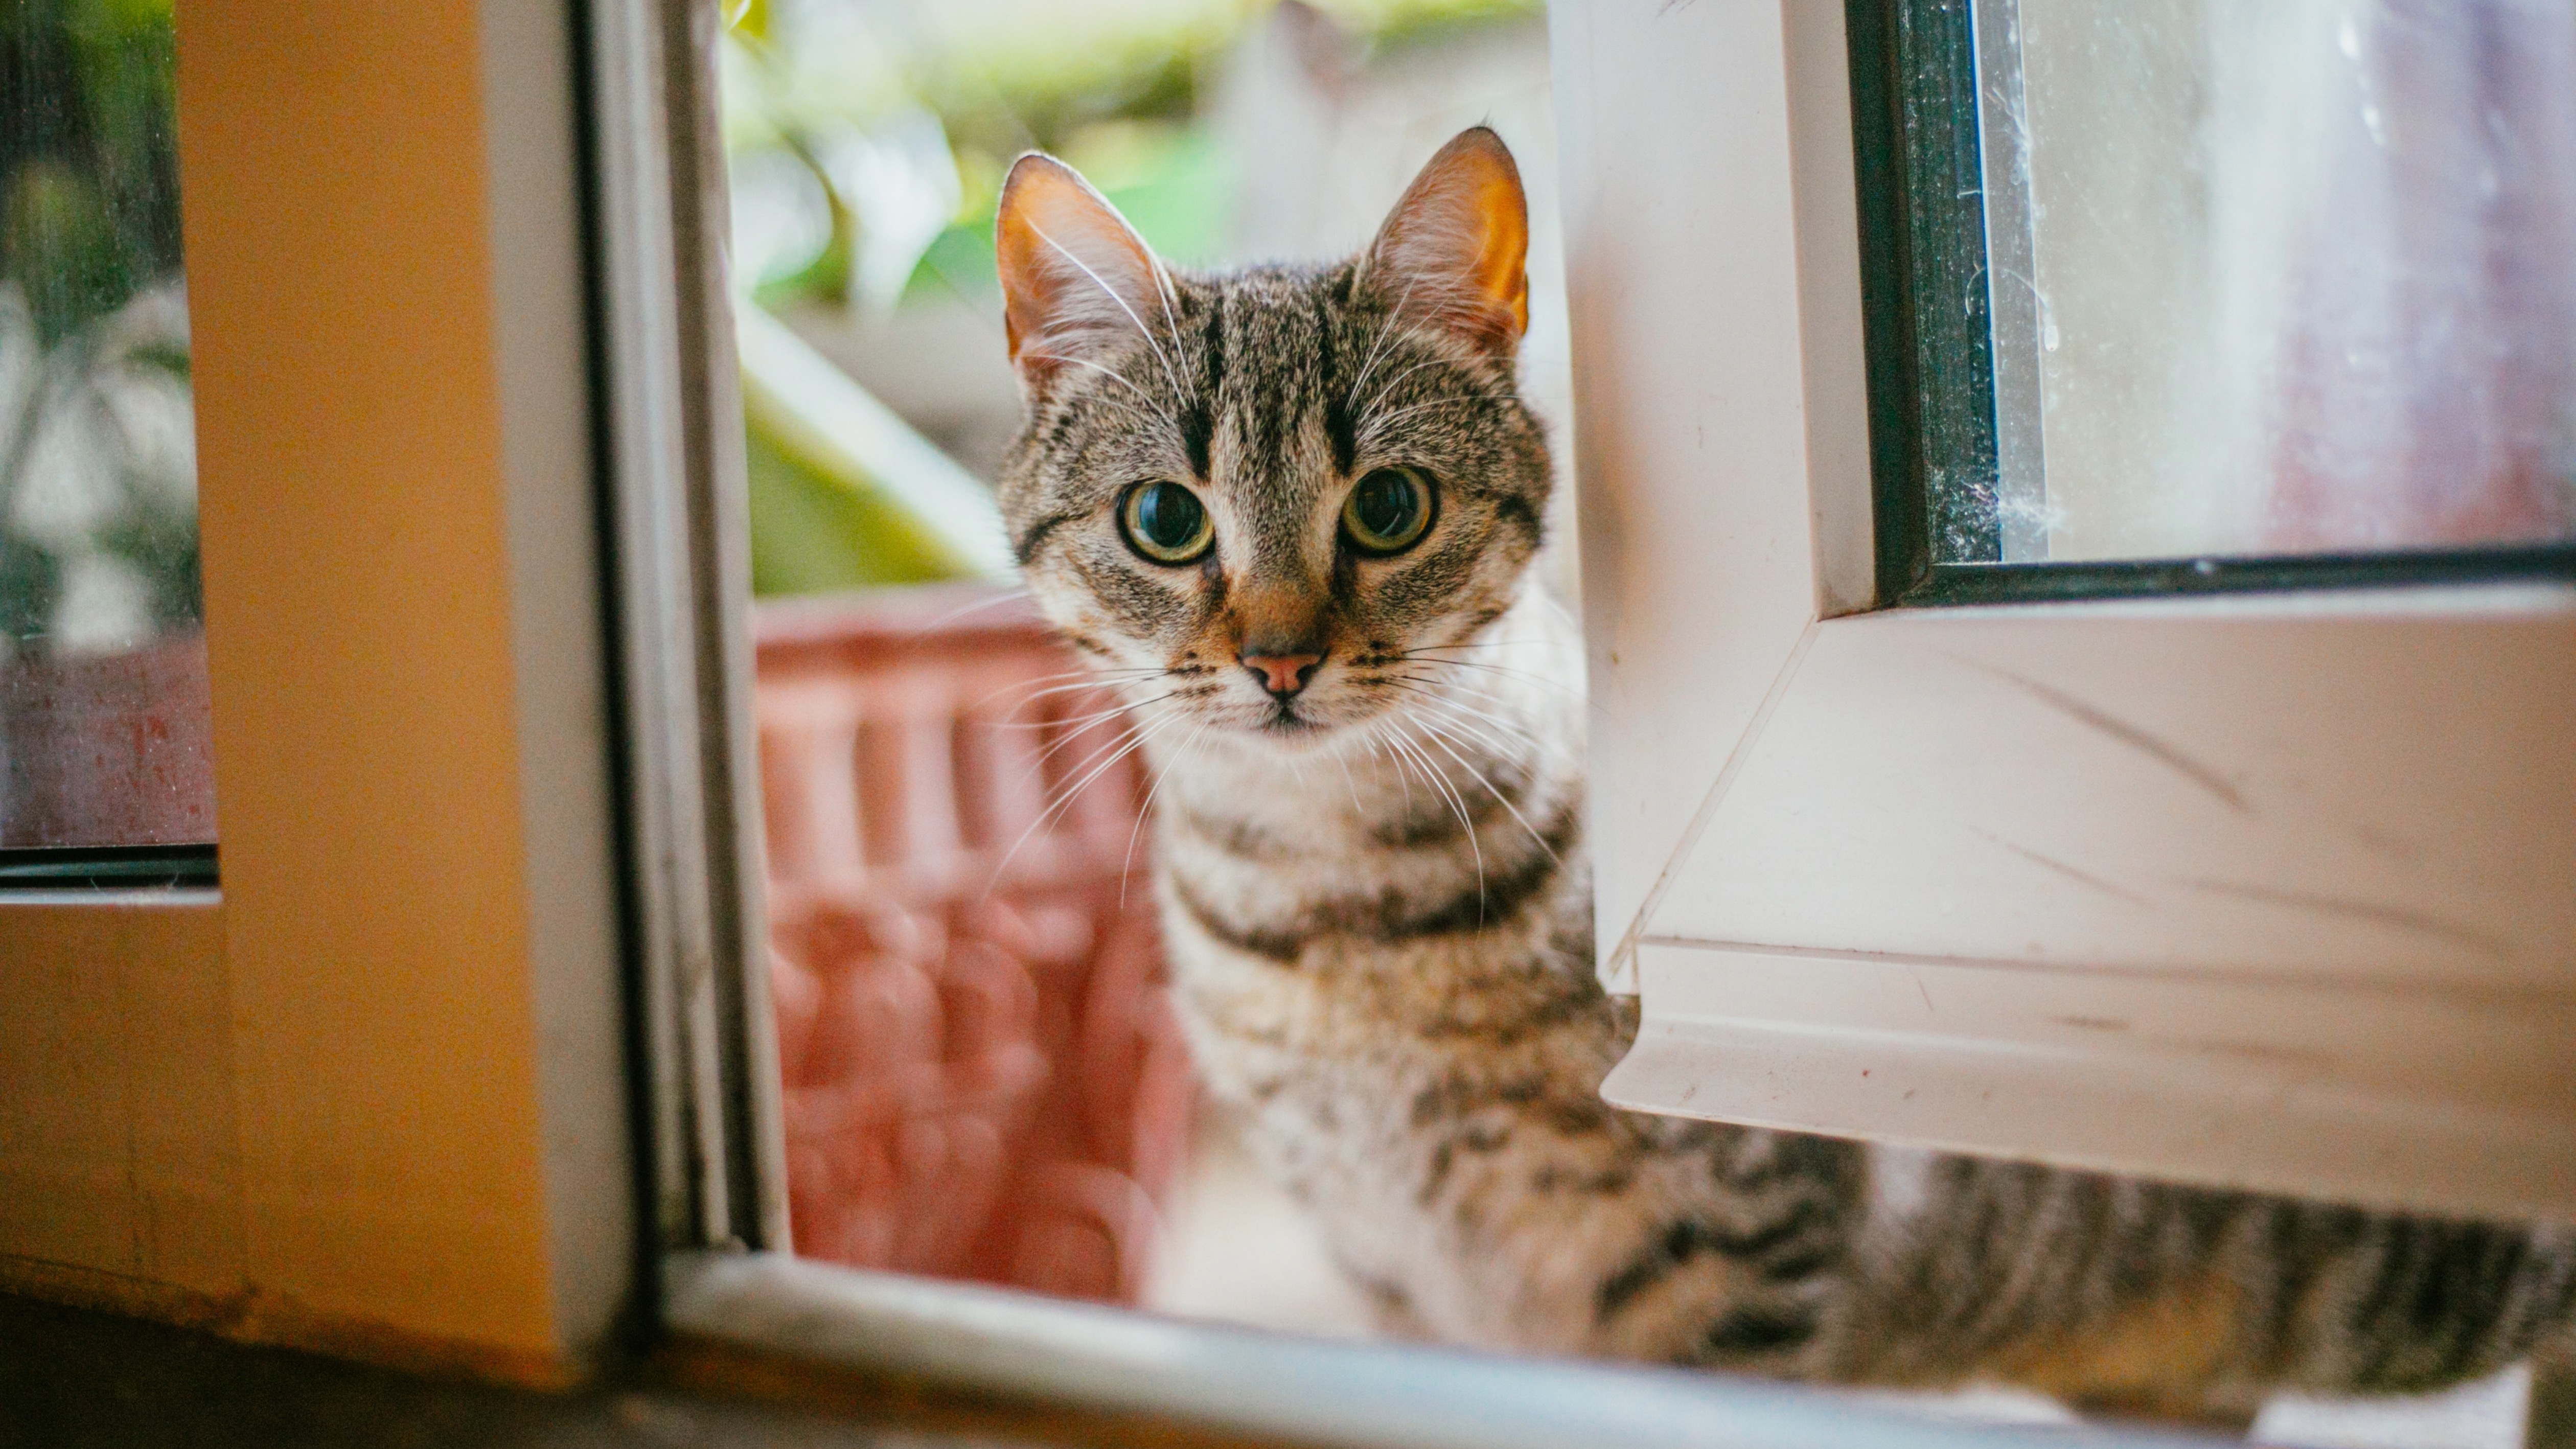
[993,127,1550,750]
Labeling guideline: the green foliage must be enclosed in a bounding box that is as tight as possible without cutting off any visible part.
[744,427,962,595]
[6,164,127,347]
[721,0,1534,309]
[2,0,181,340]
[0,535,62,641]
[907,123,1234,307]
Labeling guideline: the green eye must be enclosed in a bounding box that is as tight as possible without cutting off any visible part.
[1342,466,1433,554]
[1119,481,1213,564]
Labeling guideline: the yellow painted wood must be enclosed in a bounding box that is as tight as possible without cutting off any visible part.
[0,900,237,1296]
[176,0,561,1359]
[0,0,617,1376]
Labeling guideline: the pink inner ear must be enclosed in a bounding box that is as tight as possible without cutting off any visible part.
[996,157,1171,381]
[1368,129,1531,355]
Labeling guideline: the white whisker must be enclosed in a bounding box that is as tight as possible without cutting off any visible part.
[1346,270,1427,410]
[1416,714,1560,864]
[1381,686,1546,774]
[1379,673,1553,756]
[996,697,1152,735]
[988,706,1187,891]
[1328,732,1367,818]
[1026,693,1171,779]
[1122,721,1206,907]
[911,588,1037,634]
[1385,718,1484,920]
[1146,259,1193,408]
[1027,218,1188,404]
[1353,353,1456,422]
[1398,652,1595,709]
[1371,718,1415,814]
[1417,680,1542,734]
[1020,351,1179,427]
[1352,397,1460,441]
[972,668,1164,714]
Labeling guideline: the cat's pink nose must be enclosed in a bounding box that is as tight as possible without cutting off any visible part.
[1240,650,1324,698]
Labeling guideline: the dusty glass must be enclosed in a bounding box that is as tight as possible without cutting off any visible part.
[1966,0,2576,565]
[0,0,214,849]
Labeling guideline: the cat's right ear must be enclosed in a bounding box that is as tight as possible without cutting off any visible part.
[995,153,1171,391]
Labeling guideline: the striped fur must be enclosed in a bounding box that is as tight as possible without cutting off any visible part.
[993,130,2576,1423]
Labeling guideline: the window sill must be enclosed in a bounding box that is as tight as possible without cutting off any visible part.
[658,1250,2225,1449]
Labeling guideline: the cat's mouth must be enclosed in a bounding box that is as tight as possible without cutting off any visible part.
[1166,671,1383,747]
[1258,699,1322,735]
[1213,690,1361,747]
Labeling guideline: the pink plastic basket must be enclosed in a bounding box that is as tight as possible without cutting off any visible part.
[754,583,1190,1304]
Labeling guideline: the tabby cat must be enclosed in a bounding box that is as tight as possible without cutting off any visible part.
[989,126,2575,1425]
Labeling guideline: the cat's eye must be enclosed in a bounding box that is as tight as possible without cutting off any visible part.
[1119,481,1214,565]
[1341,466,1434,555]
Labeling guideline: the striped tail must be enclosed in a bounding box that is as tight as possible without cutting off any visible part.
[2279,1209,2576,1395]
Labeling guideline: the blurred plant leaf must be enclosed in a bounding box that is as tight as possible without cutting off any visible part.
[5,165,132,346]
[736,302,1011,591]
[93,503,198,628]
[829,108,961,314]
[122,338,185,380]
[1,0,192,654]
[0,534,61,645]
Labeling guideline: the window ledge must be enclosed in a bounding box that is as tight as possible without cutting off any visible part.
[660,1250,2225,1449]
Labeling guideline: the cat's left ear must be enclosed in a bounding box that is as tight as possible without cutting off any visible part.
[1361,126,1530,357]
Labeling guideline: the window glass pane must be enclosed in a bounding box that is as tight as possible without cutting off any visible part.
[0,0,213,849]
[1966,0,2576,564]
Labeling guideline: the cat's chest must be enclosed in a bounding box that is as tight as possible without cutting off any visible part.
[1165,948,1505,1198]
[1160,919,1617,1132]
[1158,925,1421,1092]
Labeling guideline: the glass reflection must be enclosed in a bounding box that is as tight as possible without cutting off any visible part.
[1969,0,2576,565]
[2,0,213,848]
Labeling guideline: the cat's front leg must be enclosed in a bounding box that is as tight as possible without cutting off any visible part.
[1348,1055,1870,1373]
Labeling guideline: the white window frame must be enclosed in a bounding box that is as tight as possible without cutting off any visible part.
[1555,0,2573,1225]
